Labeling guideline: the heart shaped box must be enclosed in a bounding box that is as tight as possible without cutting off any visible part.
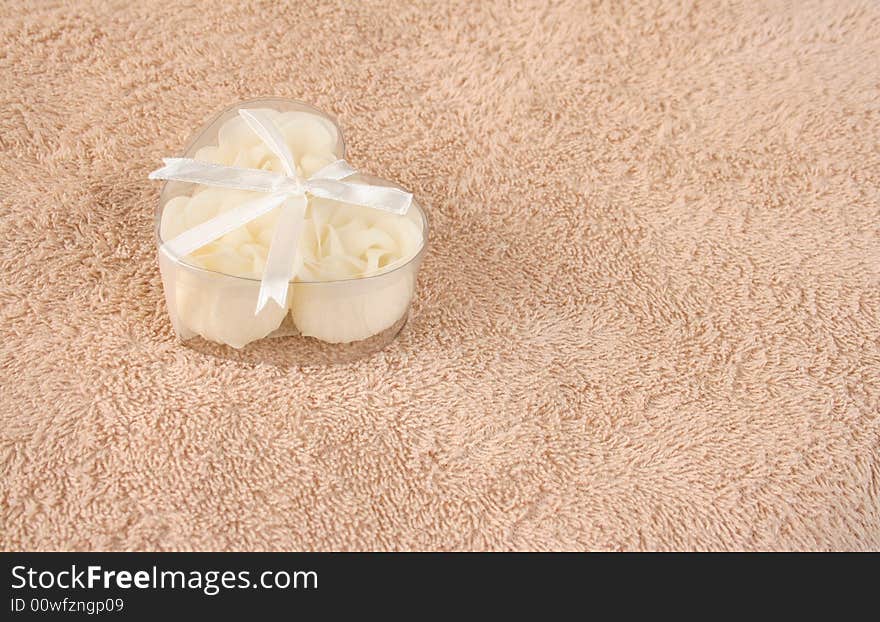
[153,98,429,363]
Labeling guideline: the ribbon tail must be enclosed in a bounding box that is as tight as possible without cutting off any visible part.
[149,158,286,193]
[161,193,288,259]
[307,179,413,215]
[255,195,308,314]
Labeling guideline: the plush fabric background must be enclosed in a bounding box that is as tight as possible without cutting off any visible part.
[1,0,878,551]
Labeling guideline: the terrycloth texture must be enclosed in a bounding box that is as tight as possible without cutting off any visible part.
[1,0,879,551]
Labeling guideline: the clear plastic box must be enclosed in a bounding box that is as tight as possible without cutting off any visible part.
[154,98,428,364]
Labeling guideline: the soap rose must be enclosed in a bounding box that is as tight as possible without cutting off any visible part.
[290,197,423,343]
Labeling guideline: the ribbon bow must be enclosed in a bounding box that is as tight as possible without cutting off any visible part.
[149,109,413,313]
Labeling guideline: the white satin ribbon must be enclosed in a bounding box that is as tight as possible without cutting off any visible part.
[149,109,413,313]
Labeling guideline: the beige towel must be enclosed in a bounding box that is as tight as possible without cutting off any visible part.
[1,0,878,551]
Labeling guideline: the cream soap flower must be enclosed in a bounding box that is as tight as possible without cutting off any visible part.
[290,197,424,343]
